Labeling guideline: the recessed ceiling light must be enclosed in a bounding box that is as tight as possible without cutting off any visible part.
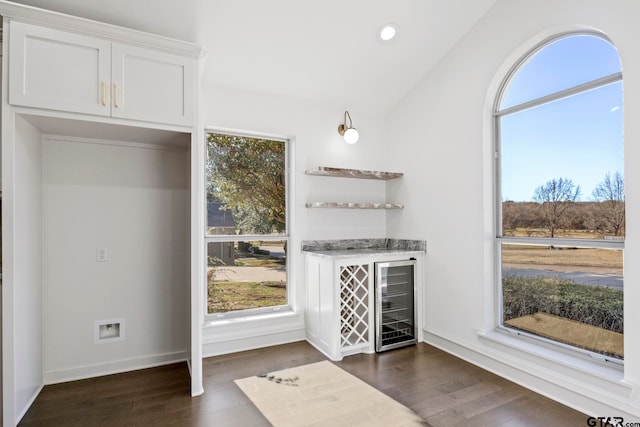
[379,24,398,41]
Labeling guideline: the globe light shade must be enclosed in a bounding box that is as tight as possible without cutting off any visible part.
[343,128,359,144]
[338,111,360,144]
[379,24,398,41]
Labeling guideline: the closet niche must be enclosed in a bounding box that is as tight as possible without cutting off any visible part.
[20,115,191,382]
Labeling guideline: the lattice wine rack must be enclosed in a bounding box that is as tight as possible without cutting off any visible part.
[339,264,370,348]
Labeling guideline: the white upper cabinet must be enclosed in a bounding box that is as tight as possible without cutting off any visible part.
[9,21,111,116]
[111,43,194,126]
[9,21,195,127]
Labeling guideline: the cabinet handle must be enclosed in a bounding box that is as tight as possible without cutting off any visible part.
[101,82,107,106]
[113,83,120,108]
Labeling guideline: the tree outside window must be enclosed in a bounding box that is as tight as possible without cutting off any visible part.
[205,132,289,316]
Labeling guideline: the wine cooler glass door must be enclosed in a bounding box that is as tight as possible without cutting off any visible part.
[375,260,417,352]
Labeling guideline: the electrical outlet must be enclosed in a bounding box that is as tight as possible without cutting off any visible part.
[96,247,108,262]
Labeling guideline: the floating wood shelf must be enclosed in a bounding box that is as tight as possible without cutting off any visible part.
[305,166,403,180]
[305,202,404,209]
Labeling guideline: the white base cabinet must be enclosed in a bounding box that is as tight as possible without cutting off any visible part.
[305,251,423,361]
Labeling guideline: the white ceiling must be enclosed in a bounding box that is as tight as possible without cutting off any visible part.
[9,0,498,115]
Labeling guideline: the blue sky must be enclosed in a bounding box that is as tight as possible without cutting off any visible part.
[500,35,623,202]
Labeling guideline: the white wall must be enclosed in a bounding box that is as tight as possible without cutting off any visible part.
[200,83,392,355]
[2,115,45,425]
[0,46,3,426]
[14,116,44,422]
[387,0,640,419]
[42,136,189,383]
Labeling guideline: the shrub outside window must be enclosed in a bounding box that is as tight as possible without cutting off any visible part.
[205,131,289,317]
[495,34,624,362]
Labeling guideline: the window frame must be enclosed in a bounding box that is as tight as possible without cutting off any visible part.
[204,127,292,320]
[493,32,624,365]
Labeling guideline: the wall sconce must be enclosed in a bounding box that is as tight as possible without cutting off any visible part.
[338,110,359,144]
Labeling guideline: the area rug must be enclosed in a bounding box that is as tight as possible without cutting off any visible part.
[234,360,427,426]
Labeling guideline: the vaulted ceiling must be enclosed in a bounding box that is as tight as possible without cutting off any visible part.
[9,0,498,115]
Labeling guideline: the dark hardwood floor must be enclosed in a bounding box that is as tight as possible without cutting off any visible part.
[19,341,587,426]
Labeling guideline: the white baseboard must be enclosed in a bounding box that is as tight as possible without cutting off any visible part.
[43,351,188,385]
[16,384,44,425]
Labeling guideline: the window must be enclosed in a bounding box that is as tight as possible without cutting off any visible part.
[495,34,624,362]
[205,131,289,317]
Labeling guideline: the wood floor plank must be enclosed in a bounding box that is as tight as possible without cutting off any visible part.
[19,341,587,426]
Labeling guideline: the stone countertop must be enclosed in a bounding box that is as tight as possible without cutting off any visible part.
[304,248,424,259]
[301,238,426,259]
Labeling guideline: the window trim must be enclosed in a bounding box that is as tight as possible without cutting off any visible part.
[493,30,618,113]
[204,128,292,320]
[493,32,624,364]
[495,72,622,118]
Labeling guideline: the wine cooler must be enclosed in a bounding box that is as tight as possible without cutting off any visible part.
[375,259,417,352]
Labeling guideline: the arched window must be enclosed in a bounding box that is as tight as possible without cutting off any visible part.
[495,34,624,362]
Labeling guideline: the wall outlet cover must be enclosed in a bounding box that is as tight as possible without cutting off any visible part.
[96,247,108,262]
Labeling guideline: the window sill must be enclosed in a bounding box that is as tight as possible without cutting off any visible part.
[203,308,298,328]
[478,329,632,394]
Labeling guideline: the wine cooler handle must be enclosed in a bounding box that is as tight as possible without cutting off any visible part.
[380,271,388,298]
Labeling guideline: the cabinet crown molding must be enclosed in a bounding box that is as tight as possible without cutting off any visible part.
[0,0,203,58]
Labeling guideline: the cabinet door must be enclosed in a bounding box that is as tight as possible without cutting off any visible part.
[9,21,111,116]
[111,44,194,126]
